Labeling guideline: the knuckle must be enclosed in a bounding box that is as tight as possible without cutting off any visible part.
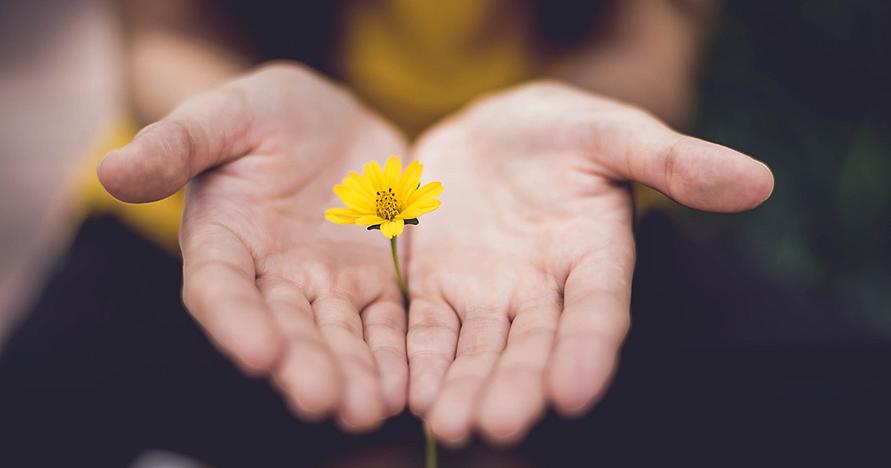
[371,343,405,361]
[661,136,685,196]
[161,119,196,176]
[137,119,195,188]
[364,311,405,333]
[408,349,452,368]
[318,311,363,336]
[499,362,543,380]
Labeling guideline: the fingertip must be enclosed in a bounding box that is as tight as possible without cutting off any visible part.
[382,367,408,416]
[751,159,776,207]
[665,138,777,213]
[338,389,387,433]
[477,400,530,447]
[198,313,284,378]
[408,374,438,417]
[409,399,428,418]
[234,333,284,377]
[714,151,776,212]
[281,381,338,423]
[97,147,142,203]
[426,390,478,447]
[97,121,193,203]
[335,366,388,432]
[547,342,617,418]
[548,378,610,419]
[429,408,472,448]
[479,424,527,448]
[276,349,341,420]
[547,371,591,418]
[369,344,408,417]
[548,375,593,418]
[477,383,543,446]
[337,411,385,434]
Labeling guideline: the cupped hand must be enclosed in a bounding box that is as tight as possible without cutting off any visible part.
[405,82,774,445]
[99,63,409,431]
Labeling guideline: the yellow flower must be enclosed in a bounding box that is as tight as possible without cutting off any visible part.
[325,156,442,238]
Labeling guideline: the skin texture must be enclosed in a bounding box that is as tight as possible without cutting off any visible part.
[406,82,774,446]
[99,63,410,432]
[99,64,774,445]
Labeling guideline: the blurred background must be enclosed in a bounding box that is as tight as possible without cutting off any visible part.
[1,0,889,466]
[693,0,891,338]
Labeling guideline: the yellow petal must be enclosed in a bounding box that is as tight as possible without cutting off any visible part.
[344,171,375,198]
[396,160,423,204]
[334,185,375,213]
[356,214,387,226]
[401,199,441,219]
[364,160,385,191]
[325,207,363,224]
[406,181,443,206]
[379,218,405,239]
[383,156,402,188]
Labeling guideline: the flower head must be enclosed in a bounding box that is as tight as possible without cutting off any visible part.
[325,156,442,238]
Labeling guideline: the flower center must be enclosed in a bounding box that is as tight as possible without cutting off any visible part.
[375,187,400,221]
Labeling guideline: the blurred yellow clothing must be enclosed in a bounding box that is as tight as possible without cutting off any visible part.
[75,0,669,253]
[338,0,533,137]
[75,119,184,253]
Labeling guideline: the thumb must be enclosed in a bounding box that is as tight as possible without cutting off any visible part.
[98,87,256,203]
[596,111,774,213]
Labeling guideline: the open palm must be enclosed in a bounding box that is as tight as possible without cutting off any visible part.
[100,64,409,431]
[99,66,773,442]
[406,82,774,445]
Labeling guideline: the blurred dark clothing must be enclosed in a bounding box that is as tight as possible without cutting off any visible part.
[212,0,615,73]
[1,215,888,467]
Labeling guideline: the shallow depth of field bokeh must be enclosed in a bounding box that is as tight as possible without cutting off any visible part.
[0,1,889,466]
[692,1,891,337]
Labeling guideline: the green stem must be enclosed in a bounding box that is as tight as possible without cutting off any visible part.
[390,237,409,303]
[425,425,438,468]
[388,237,436,468]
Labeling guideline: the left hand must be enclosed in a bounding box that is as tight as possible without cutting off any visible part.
[405,81,774,445]
[99,63,410,431]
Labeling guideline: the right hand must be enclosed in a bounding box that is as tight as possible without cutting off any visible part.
[404,81,774,445]
[99,63,410,431]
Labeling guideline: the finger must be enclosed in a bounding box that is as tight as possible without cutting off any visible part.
[477,302,560,445]
[98,85,258,203]
[258,279,341,420]
[180,223,283,376]
[427,313,510,446]
[595,112,774,212]
[361,298,408,416]
[313,295,387,432]
[407,298,460,417]
[547,232,634,417]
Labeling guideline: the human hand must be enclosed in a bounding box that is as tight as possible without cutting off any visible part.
[99,63,409,431]
[405,81,774,445]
